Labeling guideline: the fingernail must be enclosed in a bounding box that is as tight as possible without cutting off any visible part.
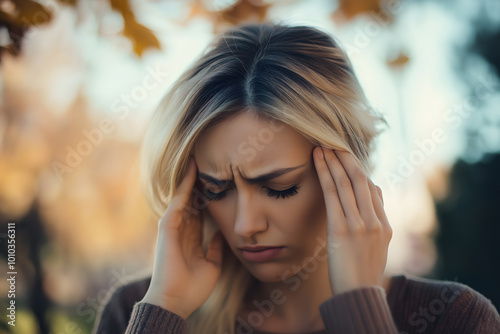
[316,147,324,159]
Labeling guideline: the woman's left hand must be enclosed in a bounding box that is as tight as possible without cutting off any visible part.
[313,146,392,296]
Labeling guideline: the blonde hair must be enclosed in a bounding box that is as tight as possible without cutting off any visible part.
[139,22,388,334]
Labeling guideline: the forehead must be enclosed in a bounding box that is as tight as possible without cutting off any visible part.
[194,112,312,174]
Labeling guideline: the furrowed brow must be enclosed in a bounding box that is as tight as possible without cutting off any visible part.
[198,162,307,187]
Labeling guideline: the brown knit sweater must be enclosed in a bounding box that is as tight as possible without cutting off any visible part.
[92,273,500,333]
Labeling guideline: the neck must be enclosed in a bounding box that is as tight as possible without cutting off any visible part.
[242,263,394,332]
[244,259,332,331]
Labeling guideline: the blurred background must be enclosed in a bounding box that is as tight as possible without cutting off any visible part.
[0,0,499,333]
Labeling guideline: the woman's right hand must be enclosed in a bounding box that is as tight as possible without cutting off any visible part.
[140,156,224,319]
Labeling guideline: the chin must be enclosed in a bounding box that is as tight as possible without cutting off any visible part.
[243,262,292,283]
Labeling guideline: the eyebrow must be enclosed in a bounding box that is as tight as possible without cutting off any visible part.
[198,162,308,187]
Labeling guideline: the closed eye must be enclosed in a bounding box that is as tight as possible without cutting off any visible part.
[204,185,301,201]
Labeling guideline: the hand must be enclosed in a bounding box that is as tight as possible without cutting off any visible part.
[313,146,392,295]
[141,156,224,319]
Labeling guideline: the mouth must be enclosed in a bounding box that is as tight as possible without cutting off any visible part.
[239,247,284,262]
[238,245,284,252]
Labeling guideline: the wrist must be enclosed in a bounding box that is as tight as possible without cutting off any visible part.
[333,282,382,296]
[140,293,191,319]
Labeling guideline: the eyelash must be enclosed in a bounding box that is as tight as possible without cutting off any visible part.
[204,186,301,201]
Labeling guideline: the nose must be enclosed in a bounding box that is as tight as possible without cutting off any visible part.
[233,191,268,239]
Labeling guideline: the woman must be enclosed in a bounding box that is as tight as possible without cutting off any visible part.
[93,23,500,334]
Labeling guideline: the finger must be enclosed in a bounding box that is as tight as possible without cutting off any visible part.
[334,150,378,228]
[368,181,385,220]
[205,231,224,268]
[313,147,346,233]
[183,203,204,254]
[322,148,362,230]
[174,156,198,204]
[164,156,199,230]
[370,182,390,230]
[376,186,384,207]
[367,180,392,242]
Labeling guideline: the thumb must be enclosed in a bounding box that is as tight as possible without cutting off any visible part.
[206,231,224,267]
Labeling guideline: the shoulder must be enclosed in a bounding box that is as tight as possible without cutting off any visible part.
[92,275,152,334]
[389,274,500,333]
[393,274,470,303]
[399,274,496,310]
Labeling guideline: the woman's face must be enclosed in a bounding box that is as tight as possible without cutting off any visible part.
[193,111,327,282]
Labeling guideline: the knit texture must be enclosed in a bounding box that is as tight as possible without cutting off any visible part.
[92,274,500,334]
[318,285,397,333]
[125,302,187,334]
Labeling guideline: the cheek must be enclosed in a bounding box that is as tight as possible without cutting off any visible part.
[272,179,326,236]
[204,204,242,255]
[205,203,232,234]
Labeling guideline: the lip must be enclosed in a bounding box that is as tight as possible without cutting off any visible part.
[239,245,284,252]
[240,247,284,262]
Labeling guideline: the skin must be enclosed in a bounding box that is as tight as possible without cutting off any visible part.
[191,111,393,332]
